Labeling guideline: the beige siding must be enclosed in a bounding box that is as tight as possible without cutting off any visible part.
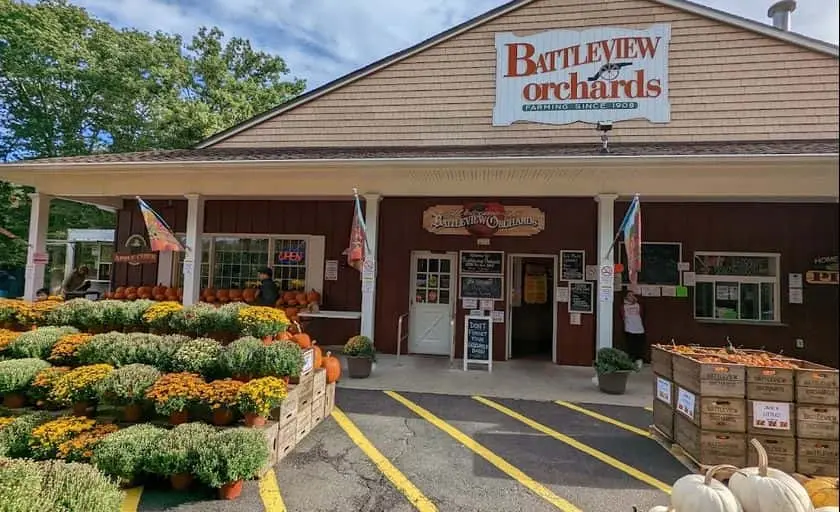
[216,0,839,148]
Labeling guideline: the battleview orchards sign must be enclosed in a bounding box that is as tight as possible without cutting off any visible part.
[422,204,545,237]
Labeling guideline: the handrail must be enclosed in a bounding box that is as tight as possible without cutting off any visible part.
[396,312,409,366]
[449,316,456,368]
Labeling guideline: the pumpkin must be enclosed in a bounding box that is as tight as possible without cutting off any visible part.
[804,478,839,508]
[115,286,126,295]
[113,292,125,300]
[242,289,256,303]
[671,464,743,512]
[293,333,312,349]
[729,439,813,512]
[283,291,296,302]
[295,293,307,305]
[306,289,321,304]
[312,343,323,369]
[126,293,138,301]
[285,307,298,319]
[103,291,113,299]
[278,331,294,342]
[125,286,137,296]
[229,289,242,301]
[323,352,341,383]
[154,294,166,301]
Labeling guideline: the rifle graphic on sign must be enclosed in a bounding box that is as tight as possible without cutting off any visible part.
[588,62,633,81]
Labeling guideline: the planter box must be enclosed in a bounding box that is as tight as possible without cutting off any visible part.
[796,405,840,440]
[747,400,795,437]
[672,353,745,398]
[795,364,840,406]
[797,439,840,477]
[276,421,297,462]
[674,414,746,467]
[748,435,796,473]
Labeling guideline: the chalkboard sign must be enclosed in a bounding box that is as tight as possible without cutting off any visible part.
[463,315,492,371]
[460,251,503,275]
[560,250,585,281]
[618,242,682,286]
[460,275,503,300]
[568,281,594,314]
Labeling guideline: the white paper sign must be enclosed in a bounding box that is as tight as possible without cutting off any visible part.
[569,312,582,325]
[479,299,494,310]
[469,309,483,316]
[676,387,696,419]
[182,261,194,280]
[362,259,376,280]
[324,260,338,281]
[752,401,791,430]
[462,298,478,309]
[789,273,803,288]
[660,285,677,297]
[493,25,672,126]
[683,272,696,287]
[656,377,672,404]
[491,310,505,323]
[585,265,598,281]
[599,289,612,303]
[599,264,615,287]
[640,285,661,297]
[678,261,690,271]
[557,287,570,302]
[788,288,803,304]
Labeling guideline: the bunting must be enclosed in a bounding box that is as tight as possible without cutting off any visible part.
[619,194,642,285]
[136,197,184,252]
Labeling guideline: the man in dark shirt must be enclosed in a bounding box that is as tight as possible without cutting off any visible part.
[256,267,279,307]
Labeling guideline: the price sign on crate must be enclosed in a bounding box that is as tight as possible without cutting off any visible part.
[676,387,696,420]
[752,401,791,430]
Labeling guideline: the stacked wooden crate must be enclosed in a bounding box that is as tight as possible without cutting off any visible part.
[744,360,797,472]
[650,346,677,440]
[795,364,839,477]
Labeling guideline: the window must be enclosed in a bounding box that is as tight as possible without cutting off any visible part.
[693,252,780,323]
[75,242,114,281]
[273,238,307,291]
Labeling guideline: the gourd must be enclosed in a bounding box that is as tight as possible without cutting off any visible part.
[323,352,341,383]
[804,478,839,508]
[729,439,814,512]
[671,464,743,512]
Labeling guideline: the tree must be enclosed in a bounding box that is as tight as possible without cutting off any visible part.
[0,0,306,265]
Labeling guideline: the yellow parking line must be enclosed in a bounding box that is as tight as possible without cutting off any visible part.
[555,401,652,438]
[120,487,142,512]
[385,390,581,512]
[473,396,672,495]
[332,407,439,512]
[644,406,653,412]
[259,468,287,512]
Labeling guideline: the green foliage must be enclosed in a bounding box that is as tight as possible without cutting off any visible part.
[220,336,263,377]
[171,337,222,375]
[6,326,78,359]
[259,340,304,378]
[96,363,160,405]
[0,457,53,512]
[344,335,376,361]
[147,422,215,476]
[594,347,638,374]
[91,423,166,483]
[194,428,269,488]
[0,412,52,458]
[38,459,123,512]
[76,332,182,370]
[0,357,51,393]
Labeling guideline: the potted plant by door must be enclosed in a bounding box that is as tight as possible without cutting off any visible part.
[343,335,375,379]
[594,347,638,395]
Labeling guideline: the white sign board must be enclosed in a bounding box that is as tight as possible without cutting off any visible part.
[493,25,671,126]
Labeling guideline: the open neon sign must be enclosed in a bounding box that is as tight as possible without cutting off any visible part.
[276,250,305,264]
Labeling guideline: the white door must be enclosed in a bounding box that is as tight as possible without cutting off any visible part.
[408,252,455,355]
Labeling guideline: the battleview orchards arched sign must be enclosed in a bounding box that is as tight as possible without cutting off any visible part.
[422,204,545,237]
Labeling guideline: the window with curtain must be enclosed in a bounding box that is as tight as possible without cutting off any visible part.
[693,252,780,323]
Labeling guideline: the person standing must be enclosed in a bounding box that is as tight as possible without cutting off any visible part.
[620,290,646,370]
[255,267,279,307]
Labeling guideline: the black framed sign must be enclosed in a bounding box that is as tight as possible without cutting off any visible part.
[618,242,682,286]
[459,251,504,275]
[459,275,504,300]
[463,315,492,372]
[560,250,585,281]
[568,281,594,314]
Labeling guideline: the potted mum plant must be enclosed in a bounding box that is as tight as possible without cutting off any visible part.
[141,301,183,335]
[28,366,70,410]
[343,335,375,379]
[194,428,270,500]
[50,363,114,416]
[200,379,244,426]
[237,306,289,344]
[171,338,222,376]
[221,336,263,381]
[97,364,161,422]
[237,376,287,427]
[145,372,208,425]
[0,358,52,408]
[148,422,216,491]
[593,347,639,395]
[258,340,304,382]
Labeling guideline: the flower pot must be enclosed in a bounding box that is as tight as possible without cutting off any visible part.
[597,371,631,395]
[72,401,91,417]
[211,407,235,426]
[123,403,143,423]
[346,356,373,379]
[2,392,26,408]
[218,480,243,500]
[169,410,189,425]
[170,473,193,491]
[244,412,267,427]
[262,335,274,345]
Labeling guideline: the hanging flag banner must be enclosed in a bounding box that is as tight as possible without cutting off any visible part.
[136,197,184,252]
[344,189,370,272]
[619,195,643,285]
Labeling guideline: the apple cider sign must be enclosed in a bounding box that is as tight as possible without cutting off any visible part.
[423,204,545,237]
[493,24,671,126]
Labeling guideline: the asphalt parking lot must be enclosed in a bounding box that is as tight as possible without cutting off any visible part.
[134,388,685,512]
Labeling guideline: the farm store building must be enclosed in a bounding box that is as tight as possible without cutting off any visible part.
[1,0,838,367]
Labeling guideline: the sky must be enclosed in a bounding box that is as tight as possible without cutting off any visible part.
[54,0,840,90]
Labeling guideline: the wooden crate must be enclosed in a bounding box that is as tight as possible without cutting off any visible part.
[795,364,840,406]
[746,365,795,402]
[747,400,795,437]
[675,388,746,433]
[796,405,839,440]
[324,382,336,414]
[674,414,747,467]
[276,420,297,462]
[797,439,840,477]
[270,385,298,426]
[312,369,326,402]
[311,396,325,426]
[257,421,281,475]
[748,435,796,473]
[295,405,312,443]
[672,353,745,398]
[652,400,674,440]
[290,352,315,384]
[651,345,674,380]
[296,374,314,410]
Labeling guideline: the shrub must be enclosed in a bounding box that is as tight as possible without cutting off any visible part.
[28,366,70,407]
[142,301,183,332]
[0,299,23,325]
[238,306,289,338]
[48,333,93,365]
[170,303,225,337]
[220,336,263,377]
[594,347,638,374]
[259,340,304,378]
[0,358,52,395]
[50,364,114,405]
[237,377,287,418]
[344,335,376,361]
[135,334,184,370]
[94,300,129,331]
[171,337,222,375]
[0,412,52,458]
[44,299,98,331]
[14,300,63,328]
[194,428,269,488]
[7,326,79,359]
[0,457,53,512]
[91,424,167,483]
[145,372,208,416]
[199,379,244,411]
[0,329,21,354]
[76,332,125,366]
[97,364,161,406]
[122,300,155,331]
[147,422,216,476]
[39,459,124,512]
[29,416,97,460]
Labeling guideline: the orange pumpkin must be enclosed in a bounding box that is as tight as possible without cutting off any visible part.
[154,294,166,301]
[126,293,138,301]
[295,293,307,305]
[115,286,126,295]
[125,286,137,297]
[323,352,341,383]
[242,289,256,303]
[285,307,298,319]
[278,331,294,342]
[283,291,296,303]
[229,289,242,301]
[292,333,312,349]
[312,343,323,369]
[103,291,113,299]
[306,290,321,304]
[152,285,166,296]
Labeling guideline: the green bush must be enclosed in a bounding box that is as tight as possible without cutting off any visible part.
[44,299,98,331]
[76,332,124,366]
[133,334,184,370]
[171,338,222,375]
[0,458,53,512]
[220,336,263,377]
[122,300,155,331]
[0,358,52,394]
[39,460,123,512]
[95,300,129,331]
[6,327,79,359]
[194,428,269,488]
[343,335,376,361]
[77,332,184,371]
[594,347,638,374]
[91,424,167,483]
[147,422,216,476]
[97,364,161,406]
[259,340,304,378]
[0,412,53,458]
[170,303,228,338]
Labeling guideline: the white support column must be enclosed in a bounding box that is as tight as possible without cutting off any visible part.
[182,194,204,306]
[24,193,51,301]
[360,193,381,341]
[595,193,618,352]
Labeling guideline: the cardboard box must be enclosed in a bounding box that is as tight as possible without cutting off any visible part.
[747,400,795,438]
[295,405,312,443]
[797,439,840,476]
[674,414,746,467]
[796,405,839,440]
[675,389,746,433]
[796,364,840,406]
[276,420,297,462]
[672,353,745,398]
[748,435,796,473]
[312,368,326,402]
[324,382,336,414]
[270,384,298,426]
[311,396,325,425]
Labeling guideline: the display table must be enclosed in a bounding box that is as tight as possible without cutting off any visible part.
[299,311,362,320]
[297,311,362,345]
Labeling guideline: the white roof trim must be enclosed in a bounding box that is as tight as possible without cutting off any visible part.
[196,0,837,150]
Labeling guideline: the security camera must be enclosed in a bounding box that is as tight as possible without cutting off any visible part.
[596,121,613,132]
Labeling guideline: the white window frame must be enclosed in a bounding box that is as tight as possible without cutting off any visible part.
[168,234,324,294]
[693,251,781,324]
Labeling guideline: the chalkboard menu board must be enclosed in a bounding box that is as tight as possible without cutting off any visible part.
[460,275,503,300]
[619,242,682,286]
[463,315,492,371]
[568,281,594,313]
[560,250,585,281]
[460,251,503,275]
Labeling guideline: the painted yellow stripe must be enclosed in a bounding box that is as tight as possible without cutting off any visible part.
[474,396,672,495]
[385,390,581,512]
[120,487,142,512]
[644,406,653,412]
[259,468,287,512]
[555,401,652,438]
[333,407,438,512]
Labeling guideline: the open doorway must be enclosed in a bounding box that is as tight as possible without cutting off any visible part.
[507,255,557,361]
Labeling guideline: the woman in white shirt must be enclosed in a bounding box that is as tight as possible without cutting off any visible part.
[620,291,646,370]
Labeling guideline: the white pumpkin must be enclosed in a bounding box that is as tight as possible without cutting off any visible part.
[648,507,672,512]
[729,439,814,512]
[671,464,744,512]
[816,508,839,512]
